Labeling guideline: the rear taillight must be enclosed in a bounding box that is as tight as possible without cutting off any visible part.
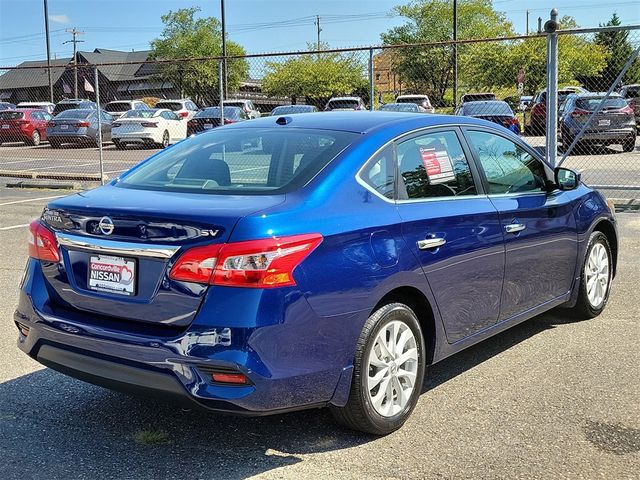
[140,122,158,128]
[503,117,519,125]
[28,220,60,263]
[223,119,236,124]
[571,108,590,118]
[169,233,323,288]
[187,120,195,126]
[75,121,90,127]
[179,111,189,118]
[619,105,634,115]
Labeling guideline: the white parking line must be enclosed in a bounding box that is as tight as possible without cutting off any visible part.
[0,156,92,163]
[22,162,96,172]
[0,158,45,165]
[0,223,29,231]
[0,194,65,206]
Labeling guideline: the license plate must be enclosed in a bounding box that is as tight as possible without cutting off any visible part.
[203,123,213,129]
[598,119,611,126]
[1,124,8,129]
[88,254,136,296]
[60,124,69,130]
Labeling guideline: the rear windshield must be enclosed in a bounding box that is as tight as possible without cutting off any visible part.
[396,97,427,104]
[463,101,513,116]
[54,109,92,119]
[0,111,23,120]
[53,103,79,114]
[462,94,496,102]
[576,97,628,111]
[380,103,419,112]
[105,102,132,112]
[196,107,242,119]
[118,128,358,194]
[327,100,359,108]
[155,102,183,111]
[271,106,315,115]
[122,110,156,118]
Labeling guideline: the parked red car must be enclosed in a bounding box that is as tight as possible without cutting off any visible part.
[0,109,52,146]
[525,87,587,135]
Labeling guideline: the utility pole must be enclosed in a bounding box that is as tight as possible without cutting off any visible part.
[315,15,322,51]
[453,0,458,107]
[526,10,530,35]
[63,28,85,98]
[43,0,53,102]
[221,0,227,99]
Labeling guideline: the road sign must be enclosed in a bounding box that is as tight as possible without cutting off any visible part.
[517,68,525,84]
[518,83,524,95]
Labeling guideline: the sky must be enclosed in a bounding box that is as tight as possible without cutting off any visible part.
[1,0,639,66]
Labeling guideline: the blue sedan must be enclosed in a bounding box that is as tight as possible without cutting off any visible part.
[16,112,617,434]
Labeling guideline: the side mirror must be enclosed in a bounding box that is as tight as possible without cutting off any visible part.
[555,166,580,191]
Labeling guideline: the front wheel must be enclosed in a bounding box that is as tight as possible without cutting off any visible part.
[571,231,613,319]
[159,130,170,148]
[28,130,41,146]
[331,302,426,435]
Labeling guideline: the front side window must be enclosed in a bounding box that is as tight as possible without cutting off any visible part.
[466,130,547,194]
[118,128,357,194]
[397,130,476,199]
[360,145,395,199]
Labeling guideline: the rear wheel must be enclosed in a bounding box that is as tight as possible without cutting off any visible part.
[331,302,426,435]
[113,140,126,150]
[159,130,170,148]
[622,136,636,152]
[571,231,613,319]
[28,130,41,146]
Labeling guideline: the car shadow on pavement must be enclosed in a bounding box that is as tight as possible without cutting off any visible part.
[0,309,578,480]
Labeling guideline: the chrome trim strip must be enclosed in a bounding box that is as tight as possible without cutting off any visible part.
[56,232,180,259]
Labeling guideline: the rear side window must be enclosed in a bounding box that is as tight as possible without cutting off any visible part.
[576,97,628,110]
[622,87,640,98]
[466,130,547,194]
[397,130,476,199]
[0,111,23,120]
[360,145,395,199]
[155,102,182,111]
[118,128,358,194]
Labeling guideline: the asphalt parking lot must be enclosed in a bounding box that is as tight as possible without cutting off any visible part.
[0,186,638,479]
[0,134,639,200]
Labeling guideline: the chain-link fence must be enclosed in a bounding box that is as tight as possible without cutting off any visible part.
[0,25,638,202]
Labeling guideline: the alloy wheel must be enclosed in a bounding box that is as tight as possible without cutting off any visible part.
[585,242,610,308]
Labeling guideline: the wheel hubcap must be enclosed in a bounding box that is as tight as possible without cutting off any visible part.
[585,243,609,308]
[366,320,418,417]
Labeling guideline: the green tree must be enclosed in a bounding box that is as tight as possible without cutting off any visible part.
[149,7,249,104]
[380,0,515,107]
[262,44,369,106]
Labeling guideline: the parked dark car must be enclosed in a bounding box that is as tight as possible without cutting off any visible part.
[17,112,617,435]
[53,99,98,116]
[526,87,587,135]
[0,102,17,111]
[187,106,248,135]
[560,93,636,152]
[456,100,520,134]
[460,92,496,104]
[47,108,112,148]
[379,103,424,113]
[618,84,640,124]
[270,105,319,115]
[0,109,52,146]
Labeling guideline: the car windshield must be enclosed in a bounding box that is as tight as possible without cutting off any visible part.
[328,100,359,109]
[196,107,242,119]
[0,111,23,120]
[118,128,358,194]
[55,110,91,119]
[396,97,427,104]
[463,101,513,116]
[122,110,156,118]
[155,102,183,111]
[576,97,628,111]
[463,94,496,102]
[105,102,132,112]
[53,103,80,114]
[271,106,314,114]
[380,104,420,112]
[624,87,640,98]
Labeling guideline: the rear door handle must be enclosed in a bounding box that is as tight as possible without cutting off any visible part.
[505,223,526,233]
[417,237,446,250]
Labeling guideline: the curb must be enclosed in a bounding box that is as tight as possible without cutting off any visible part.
[6,181,80,190]
[0,170,106,182]
[610,198,640,212]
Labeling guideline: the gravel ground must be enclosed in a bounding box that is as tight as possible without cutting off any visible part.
[0,188,638,480]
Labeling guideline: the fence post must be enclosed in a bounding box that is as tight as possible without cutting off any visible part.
[94,65,104,185]
[369,48,375,111]
[218,59,225,125]
[545,9,559,167]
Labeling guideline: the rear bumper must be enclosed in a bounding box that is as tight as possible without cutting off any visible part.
[112,132,156,142]
[0,131,30,141]
[571,129,635,142]
[46,133,94,143]
[15,258,356,414]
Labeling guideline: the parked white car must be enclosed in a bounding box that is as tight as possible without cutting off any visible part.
[154,99,199,120]
[223,99,261,119]
[111,109,187,149]
[104,100,150,118]
[324,96,367,111]
[395,95,435,113]
[16,101,56,114]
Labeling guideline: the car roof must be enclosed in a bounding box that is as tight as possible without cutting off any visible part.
[463,100,509,106]
[574,92,623,98]
[328,97,362,101]
[224,111,508,134]
[397,95,428,98]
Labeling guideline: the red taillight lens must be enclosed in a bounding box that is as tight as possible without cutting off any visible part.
[75,121,90,127]
[503,117,519,125]
[140,122,158,128]
[28,220,60,262]
[211,372,249,384]
[571,108,590,118]
[179,111,189,117]
[223,118,236,124]
[169,233,323,288]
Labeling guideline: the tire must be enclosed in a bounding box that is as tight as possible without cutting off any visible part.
[113,140,125,150]
[28,130,41,146]
[159,130,170,148]
[49,139,61,149]
[331,302,426,435]
[622,136,636,152]
[571,231,613,319]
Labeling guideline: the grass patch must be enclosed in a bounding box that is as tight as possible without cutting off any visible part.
[133,429,170,445]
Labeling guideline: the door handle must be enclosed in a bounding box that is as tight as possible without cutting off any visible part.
[505,223,526,233]
[417,237,446,250]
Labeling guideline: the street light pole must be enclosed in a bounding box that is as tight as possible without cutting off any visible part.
[43,0,53,102]
[453,0,458,108]
[221,0,227,99]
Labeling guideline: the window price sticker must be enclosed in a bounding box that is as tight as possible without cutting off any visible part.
[420,147,455,184]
